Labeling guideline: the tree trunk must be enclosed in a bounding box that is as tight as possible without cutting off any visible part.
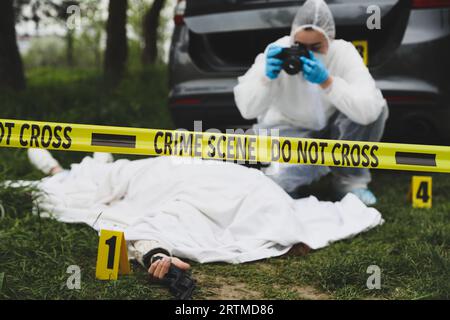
[104,0,128,85]
[94,29,102,69]
[66,28,74,67]
[0,0,26,90]
[142,0,166,65]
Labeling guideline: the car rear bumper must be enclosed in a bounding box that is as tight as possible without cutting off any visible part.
[169,77,450,143]
[168,7,450,143]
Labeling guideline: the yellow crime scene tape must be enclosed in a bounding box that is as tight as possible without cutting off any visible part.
[1,118,450,173]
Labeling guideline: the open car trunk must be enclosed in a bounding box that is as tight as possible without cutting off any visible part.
[184,0,412,72]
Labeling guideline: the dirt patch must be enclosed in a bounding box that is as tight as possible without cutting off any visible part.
[195,274,330,300]
[195,274,262,300]
[286,285,331,300]
[212,281,263,300]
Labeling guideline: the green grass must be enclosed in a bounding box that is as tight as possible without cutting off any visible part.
[0,67,449,300]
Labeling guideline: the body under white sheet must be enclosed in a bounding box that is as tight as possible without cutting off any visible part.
[31,155,383,263]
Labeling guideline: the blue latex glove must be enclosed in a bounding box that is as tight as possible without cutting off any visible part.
[300,51,329,85]
[265,45,284,80]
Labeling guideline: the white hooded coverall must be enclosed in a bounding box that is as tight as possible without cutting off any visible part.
[233,0,389,194]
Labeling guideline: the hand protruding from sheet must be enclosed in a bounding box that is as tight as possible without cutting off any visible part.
[148,254,190,280]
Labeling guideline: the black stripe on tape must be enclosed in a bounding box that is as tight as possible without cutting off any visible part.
[91,133,136,148]
[395,152,436,167]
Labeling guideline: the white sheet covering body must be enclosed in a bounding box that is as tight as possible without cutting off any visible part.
[34,156,383,263]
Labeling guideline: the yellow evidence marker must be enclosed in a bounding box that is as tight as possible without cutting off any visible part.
[95,230,131,280]
[411,176,432,209]
[352,40,369,66]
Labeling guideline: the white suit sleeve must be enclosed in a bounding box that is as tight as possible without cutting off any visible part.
[325,42,387,125]
[128,240,173,268]
[233,53,278,120]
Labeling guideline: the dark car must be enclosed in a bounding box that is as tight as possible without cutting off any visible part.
[168,0,450,144]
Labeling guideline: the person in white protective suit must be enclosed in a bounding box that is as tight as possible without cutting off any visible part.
[26,148,383,281]
[233,0,389,206]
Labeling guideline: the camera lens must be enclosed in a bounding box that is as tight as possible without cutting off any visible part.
[283,57,302,75]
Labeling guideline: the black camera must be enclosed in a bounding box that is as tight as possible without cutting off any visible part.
[276,43,311,75]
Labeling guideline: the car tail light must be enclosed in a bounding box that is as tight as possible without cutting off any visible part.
[174,0,186,26]
[171,98,202,106]
[412,0,450,8]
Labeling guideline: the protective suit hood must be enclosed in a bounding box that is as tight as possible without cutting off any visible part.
[290,0,336,45]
